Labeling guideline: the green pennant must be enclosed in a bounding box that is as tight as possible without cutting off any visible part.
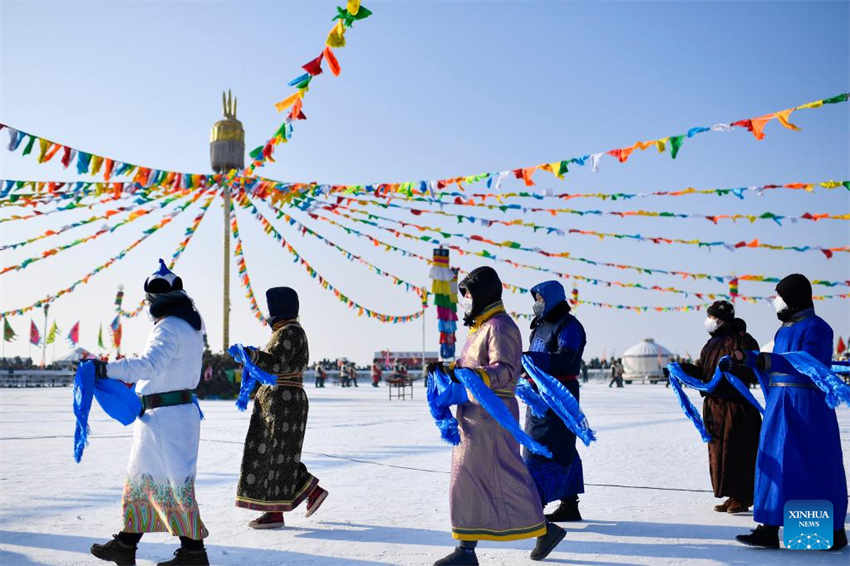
[3,317,16,342]
[558,160,569,176]
[822,93,849,104]
[21,135,36,156]
[669,135,685,159]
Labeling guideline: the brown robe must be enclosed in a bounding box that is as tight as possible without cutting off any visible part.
[682,325,761,504]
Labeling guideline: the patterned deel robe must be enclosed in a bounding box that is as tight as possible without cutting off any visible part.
[235,320,318,511]
[106,316,208,539]
[450,304,546,541]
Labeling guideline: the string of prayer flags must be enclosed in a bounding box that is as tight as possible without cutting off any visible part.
[1,192,215,319]
[231,192,423,324]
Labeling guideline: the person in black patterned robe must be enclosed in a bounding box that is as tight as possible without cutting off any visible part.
[235,287,328,529]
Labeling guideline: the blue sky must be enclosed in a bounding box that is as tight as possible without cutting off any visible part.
[1,1,848,364]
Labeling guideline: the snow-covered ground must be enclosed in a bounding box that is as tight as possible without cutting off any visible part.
[1,382,847,566]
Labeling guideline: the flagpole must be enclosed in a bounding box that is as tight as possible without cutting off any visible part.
[41,305,49,368]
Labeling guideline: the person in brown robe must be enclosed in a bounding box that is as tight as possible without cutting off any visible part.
[235,287,328,528]
[680,301,761,513]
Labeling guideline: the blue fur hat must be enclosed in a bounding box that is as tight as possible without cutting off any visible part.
[530,280,566,316]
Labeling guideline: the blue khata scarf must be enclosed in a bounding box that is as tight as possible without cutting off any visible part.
[426,366,468,444]
[745,350,850,409]
[229,343,278,411]
[73,361,142,463]
[666,357,765,442]
[520,354,597,447]
[426,367,552,457]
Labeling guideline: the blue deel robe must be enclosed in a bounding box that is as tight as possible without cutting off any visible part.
[754,308,848,527]
[523,282,587,505]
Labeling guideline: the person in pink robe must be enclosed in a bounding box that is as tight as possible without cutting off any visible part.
[432,266,566,566]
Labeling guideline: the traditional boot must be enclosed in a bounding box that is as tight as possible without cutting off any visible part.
[90,534,137,566]
[530,522,566,561]
[305,485,329,518]
[248,511,285,529]
[433,545,479,566]
[829,528,847,551]
[725,498,750,514]
[156,548,210,566]
[545,496,582,522]
[713,498,732,512]
[735,524,779,548]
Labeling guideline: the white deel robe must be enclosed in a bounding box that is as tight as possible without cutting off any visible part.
[106,316,208,539]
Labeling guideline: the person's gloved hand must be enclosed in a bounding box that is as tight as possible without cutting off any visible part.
[756,352,771,372]
[426,362,443,376]
[91,359,108,379]
[662,367,670,379]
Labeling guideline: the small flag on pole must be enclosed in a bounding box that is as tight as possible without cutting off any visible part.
[3,317,15,342]
[67,321,79,346]
[838,336,847,356]
[46,321,59,345]
[97,324,104,349]
[29,320,41,346]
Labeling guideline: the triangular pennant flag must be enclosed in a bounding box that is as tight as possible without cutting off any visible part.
[30,320,40,346]
[749,114,774,140]
[323,46,341,76]
[274,91,303,112]
[67,321,79,346]
[775,108,801,131]
[302,54,324,76]
[46,321,59,345]
[3,317,15,342]
[97,323,104,349]
[326,20,346,48]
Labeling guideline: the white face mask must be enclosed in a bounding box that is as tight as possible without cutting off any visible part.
[532,300,546,317]
[704,317,719,334]
[458,293,473,316]
[773,295,788,314]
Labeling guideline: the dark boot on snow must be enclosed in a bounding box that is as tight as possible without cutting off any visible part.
[545,496,582,522]
[433,546,479,566]
[735,524,779,548]
[90,534,137,566]
[530,522,566,561]
[156,548,210,566]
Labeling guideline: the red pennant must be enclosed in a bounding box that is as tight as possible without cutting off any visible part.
[61,146,72,168]
[302,54,324,75]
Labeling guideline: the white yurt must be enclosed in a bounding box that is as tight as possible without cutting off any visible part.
[621,338,673,383]
[53,347,94,368]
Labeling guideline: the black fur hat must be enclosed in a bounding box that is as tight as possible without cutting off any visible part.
[459,266,502,326]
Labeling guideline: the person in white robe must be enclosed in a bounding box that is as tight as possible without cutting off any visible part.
[91,259,209,566]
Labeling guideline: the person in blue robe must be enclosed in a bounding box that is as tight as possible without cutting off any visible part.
[522,280,587,522]
[735,273,847,550]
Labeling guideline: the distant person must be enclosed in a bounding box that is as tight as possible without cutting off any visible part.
[608,359,624,388]
[371,363,382,387]
[315,364,327,388]
[349,363,358,388]
[580,360,588,383]
[235,287,328,529]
